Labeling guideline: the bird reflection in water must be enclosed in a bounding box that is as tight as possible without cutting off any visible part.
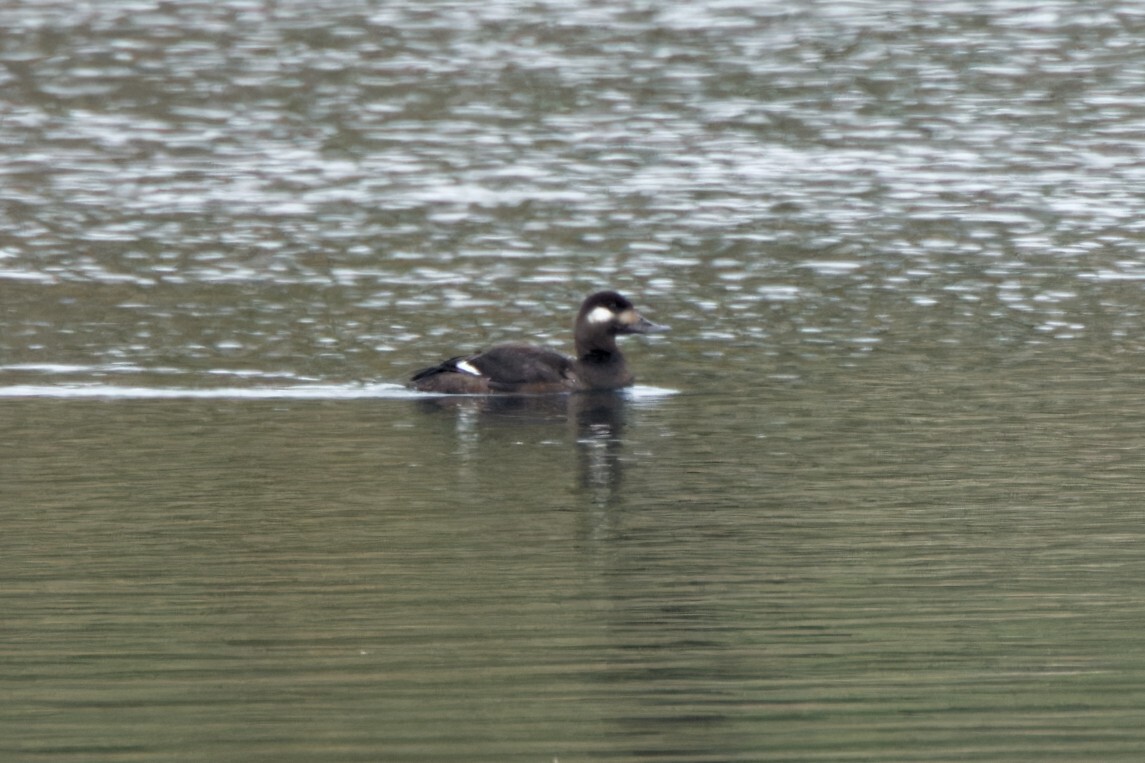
[570,391,627,506]
[415,391,628,505]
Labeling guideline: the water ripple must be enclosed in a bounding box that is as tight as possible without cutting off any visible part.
[2,0,1145,381]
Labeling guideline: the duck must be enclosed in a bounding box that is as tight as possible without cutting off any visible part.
[410,291,665,394]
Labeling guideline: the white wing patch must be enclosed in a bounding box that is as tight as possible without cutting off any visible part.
[585,305,616,325]
[455,359,483,376]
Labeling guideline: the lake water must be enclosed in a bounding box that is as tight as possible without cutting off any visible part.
[4,0,1145,760]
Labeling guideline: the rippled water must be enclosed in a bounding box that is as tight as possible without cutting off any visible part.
[5,0,1145,760]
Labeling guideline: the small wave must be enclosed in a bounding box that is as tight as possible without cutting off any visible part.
[0,381,679,401]
[0,383,417,400]
[625,385,679,400]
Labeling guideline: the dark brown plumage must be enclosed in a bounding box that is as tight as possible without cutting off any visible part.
[410,291,665,394]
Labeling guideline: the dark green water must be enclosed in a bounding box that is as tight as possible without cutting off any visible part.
[7,361,1145,761]
[5,0,1145,760]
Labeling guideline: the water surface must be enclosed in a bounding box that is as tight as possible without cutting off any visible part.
[4,0,1145,760]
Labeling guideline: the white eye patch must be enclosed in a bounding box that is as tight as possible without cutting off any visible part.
[455,359,482,376]
[586,305,616,324]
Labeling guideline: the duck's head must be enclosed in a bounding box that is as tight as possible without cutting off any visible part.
[576,291,667,341]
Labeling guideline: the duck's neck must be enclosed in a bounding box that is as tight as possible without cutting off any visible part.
[574,340,632,390]
[574,333,619,361]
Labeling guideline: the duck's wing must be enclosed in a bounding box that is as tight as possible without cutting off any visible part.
[409,354,493,393]
[410,344,574,394]
[465,344,574,391]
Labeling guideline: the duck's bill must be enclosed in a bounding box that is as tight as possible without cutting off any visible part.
[627,315,668,334]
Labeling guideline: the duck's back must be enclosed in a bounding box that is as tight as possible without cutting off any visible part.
[411,343,575,394]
